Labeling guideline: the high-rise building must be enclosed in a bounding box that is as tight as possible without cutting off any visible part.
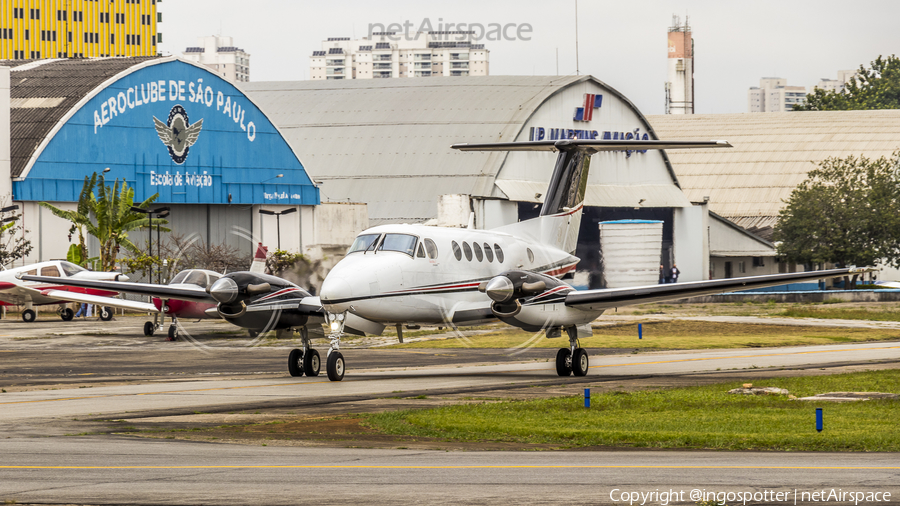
[813,70,858,93]
[748,78,806,112]
[310,31,489,80]
[0,0,160,60]
[665,15,693,115]
[182,35,250,83]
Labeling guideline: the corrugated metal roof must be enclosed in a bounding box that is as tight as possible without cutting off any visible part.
[3,57,162,178]
[495,180,692,208]
[648,110,900,226]
[241,75,655,224]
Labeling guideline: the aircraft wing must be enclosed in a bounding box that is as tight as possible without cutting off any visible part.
[19,275,214,303]
[41,290,159,313]
[565,268,863,311]
[0,282,43,305]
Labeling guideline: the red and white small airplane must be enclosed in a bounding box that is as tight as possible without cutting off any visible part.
[0,260,128,322]
[21,243,271,340]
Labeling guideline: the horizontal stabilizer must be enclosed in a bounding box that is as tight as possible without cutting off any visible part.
[452,139,731,153]
[566,268,867,310]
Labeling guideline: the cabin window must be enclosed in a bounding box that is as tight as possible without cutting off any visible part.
[494,244,504,263]
[60,261,86,277]
[451,241,462,261]
[462,242,473,261]
[208,273,222,284]
[40,266,60,277]
[348,233,381,254]
[171,271,189,284]
[473,242,483,261]
[526,248,534,263]
[416,244,426,258]
[424,239,438,259]
[483,242,493,262]
[378,234,417,256]
[25,269,36,276]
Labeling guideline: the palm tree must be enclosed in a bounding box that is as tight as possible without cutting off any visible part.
[40,172,167,271]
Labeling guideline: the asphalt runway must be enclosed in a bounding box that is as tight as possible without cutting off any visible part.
[1,318,899,504]
[1,438,898,505]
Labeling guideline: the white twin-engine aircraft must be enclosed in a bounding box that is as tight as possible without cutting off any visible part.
[313,139,861,381]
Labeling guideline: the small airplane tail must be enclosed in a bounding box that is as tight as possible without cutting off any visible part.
[452,139,731,255]
[250,242,268,274]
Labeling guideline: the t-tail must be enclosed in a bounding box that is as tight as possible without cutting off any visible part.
[250,242,268,274]
[452,139,732,254]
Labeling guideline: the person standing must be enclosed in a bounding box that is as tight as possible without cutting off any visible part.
[671,264,680,283]
[659,264,666,284]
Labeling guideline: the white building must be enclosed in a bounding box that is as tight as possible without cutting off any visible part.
[182,35,250,84]
[309,32,489,80]
[748,77,806,112]
[814,70,858,93]
[665,15,693,115]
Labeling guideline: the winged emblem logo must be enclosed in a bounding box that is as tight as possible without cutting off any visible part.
[153,105,203,164]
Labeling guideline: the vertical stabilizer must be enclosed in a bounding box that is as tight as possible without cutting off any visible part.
[492,147,591,255]
[250,242,268,273]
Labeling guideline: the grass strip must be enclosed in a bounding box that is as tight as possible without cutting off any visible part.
[364,369,900,451]
[386,321,900,350]
[779,307,900,322]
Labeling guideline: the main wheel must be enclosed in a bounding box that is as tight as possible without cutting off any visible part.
[555,348,572,376]
[167,324,178,341]
[303,349,321,377]
[22,309,36,323]
[143,321,155,337]
[99,307,113,321]
[288,349,304,377]
[572,348,589,377]
[60,308,74,321]
[326,351,345,382]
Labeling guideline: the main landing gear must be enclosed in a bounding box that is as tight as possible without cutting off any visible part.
[287,327,322,378]
[144,302,179,341]
[555,326,589,377]
[58,306,74,321]
[287,314,347,381]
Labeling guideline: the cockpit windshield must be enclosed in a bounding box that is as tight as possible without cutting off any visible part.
[170,270,214,288]
[59,261,87,277]
[170,271,189,284]
[377,234,417,256]
[348,234,381,254]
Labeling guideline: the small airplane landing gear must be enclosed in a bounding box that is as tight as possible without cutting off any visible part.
[288,349,304,377]
[167,323,178,341]
[22,309,36,323]
[143,321,155,337]
[99,306,113,321]
[59,307,74,321]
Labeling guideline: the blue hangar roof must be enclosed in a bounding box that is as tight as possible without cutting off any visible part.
[6,57,319,206]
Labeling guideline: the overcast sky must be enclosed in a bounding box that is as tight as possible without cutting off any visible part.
[161,0,898,115]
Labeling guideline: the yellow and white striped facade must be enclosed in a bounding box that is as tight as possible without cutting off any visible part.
[0,0,158,59]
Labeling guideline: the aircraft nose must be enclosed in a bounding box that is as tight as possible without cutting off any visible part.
[208,277,239,303]
[320,277,352,303]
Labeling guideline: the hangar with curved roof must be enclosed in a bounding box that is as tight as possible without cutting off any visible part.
[242,75,714,284]
[0,56,330,267]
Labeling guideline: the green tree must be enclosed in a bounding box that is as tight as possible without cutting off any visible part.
[0,204,32,268]
[41,172,167,271]
[774,152,900,284]
[795,55,900,111]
